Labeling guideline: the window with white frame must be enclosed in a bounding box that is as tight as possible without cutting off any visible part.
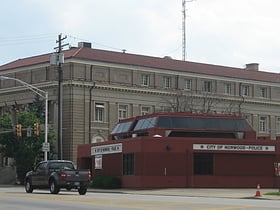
[259,116,268,133]
[163,76,171,89]
[203,81,212,92]
[241,85,249,96]
[141,106,151,115]
[224,83,231,95]
[141,74,150,86]
[276,117,280,134]
[95,103,104,122]
[185,79,192,90]
[260,87,267,98]
[118,104,128,120]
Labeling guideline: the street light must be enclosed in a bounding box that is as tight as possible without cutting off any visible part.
[0,76,49,161]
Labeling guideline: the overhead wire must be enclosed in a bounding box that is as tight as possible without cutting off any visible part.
[0,33,57,46]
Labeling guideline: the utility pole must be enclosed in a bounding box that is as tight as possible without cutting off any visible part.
[53,33,68,160]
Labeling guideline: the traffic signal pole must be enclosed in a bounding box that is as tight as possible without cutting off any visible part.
[0,76,49,161]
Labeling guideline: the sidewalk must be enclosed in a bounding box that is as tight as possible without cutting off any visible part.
[89,188,280,200]
[1,185,280,200]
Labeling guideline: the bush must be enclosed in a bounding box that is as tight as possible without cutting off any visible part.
[91,175,122,189]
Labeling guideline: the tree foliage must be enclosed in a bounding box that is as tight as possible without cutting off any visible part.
[0,111,43,184]
[0,113,13,129]
[29,94,45,121]
[0,98,56,184]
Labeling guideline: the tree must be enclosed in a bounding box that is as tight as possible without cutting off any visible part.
[0,113,14,159]
[0,111,43,184]
[0,99,56,184]
[159,90,196,113]
[160,90,244,115]
[29,94,45,121]
[200,92,220,114]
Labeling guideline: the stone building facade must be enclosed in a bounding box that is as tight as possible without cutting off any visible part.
[0,43,280,163]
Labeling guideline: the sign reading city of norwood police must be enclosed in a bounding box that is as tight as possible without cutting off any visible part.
[91,143,122,155]
[193,144,275,152]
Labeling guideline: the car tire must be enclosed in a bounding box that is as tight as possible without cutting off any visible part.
[25,179,33,193]
[78,186,87,195]
[49,179,60,194]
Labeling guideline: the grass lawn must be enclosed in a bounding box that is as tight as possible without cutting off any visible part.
[265,191,280,196]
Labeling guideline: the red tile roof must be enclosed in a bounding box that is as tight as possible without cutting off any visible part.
[0,47,279,83]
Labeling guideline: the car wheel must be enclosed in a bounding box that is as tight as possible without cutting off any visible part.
[25,179,33,193]
[49,180,60,194]
[78,186,87,195]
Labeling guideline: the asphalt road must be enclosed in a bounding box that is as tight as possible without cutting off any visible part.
[0,186,280,210]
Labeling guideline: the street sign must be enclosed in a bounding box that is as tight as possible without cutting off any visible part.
[42,142,50,152]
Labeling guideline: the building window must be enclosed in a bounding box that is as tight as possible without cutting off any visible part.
[203,81,212,92]
[118,104,128,120]
[163,76,171,89]
[123,153,134,175]
[241,85,249,96]
[184,79,192,90]
[95,103,104,122]
[276,117,280,134]
[193,153,213,175]
[141,74,150,86]
[224,83,231,95]
[141,106,151,115]
[259,116,268,133]
[260,87,267,98]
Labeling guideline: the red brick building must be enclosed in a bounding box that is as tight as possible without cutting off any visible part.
[77,112,280,188]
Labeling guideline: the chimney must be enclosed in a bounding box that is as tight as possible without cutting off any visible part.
[78,42,92,48]
[245,63,259,71]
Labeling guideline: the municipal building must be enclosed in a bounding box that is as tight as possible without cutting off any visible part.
[1,42,280,167]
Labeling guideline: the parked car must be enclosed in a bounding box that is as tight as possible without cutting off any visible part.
[24,160,92,195]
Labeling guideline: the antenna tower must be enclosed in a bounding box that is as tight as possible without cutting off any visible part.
[182,0,186,61]
[182,0,194,61]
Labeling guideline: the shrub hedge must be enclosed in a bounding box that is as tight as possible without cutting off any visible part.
[91,175,122,189]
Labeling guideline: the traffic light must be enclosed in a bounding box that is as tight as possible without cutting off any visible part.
[33,122,40,136]
[16,124,22,137]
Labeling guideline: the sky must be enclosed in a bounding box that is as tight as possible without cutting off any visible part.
[0,0,279,73]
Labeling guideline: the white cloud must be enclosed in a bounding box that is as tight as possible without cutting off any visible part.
[0,0,279,72]
[187,0,280,71]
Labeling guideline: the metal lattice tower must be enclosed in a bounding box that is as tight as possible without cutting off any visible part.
[182,0,186,61]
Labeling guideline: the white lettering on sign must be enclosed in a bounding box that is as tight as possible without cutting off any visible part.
[193,144,275,152]
[91,143,122,155]
[42,142,50,152]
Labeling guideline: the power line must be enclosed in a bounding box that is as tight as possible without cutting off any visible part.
[0,33,56,42]
[0,33,57,46]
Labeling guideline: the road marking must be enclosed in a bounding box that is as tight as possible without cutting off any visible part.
[0,191,199,210]
[200,206,253,210]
